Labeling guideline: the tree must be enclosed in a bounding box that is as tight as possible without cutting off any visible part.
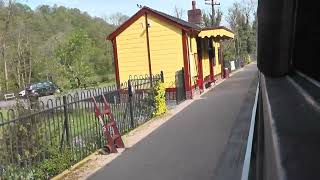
[0,0,4,7]
[202,8,222,27]
[55,30,94,88]
[106,12,129,27]
[14,33,33,88]
[0,0,16,92]
[250,12,257,58]
[225,1,257,63]
[15,2,32,12]
[173,6,185,19]
[0,2,116,92]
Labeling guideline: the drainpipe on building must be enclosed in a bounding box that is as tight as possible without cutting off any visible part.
[145,13,153,87]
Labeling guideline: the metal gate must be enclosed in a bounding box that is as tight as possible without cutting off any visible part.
[175,68,186,104]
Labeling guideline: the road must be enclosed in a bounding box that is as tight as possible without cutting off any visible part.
[88,63,258,180]
[0,87,108,110]
[0,100,15,109]
[0,95,58,109]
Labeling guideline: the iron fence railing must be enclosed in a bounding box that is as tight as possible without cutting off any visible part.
[0,73,163,178]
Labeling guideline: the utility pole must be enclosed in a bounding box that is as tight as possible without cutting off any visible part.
[205,0,220,27]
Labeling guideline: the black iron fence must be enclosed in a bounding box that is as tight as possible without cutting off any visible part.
[0,73,163,178]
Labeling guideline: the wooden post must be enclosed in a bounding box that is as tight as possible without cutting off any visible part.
[182,31,192,99]
[209,38,215,82]
[112,39,120,90]
[220,43,225,78]
[160,71,164,83]
[128,80,135,129]
[145,13,153,87]
[197,38,204,91]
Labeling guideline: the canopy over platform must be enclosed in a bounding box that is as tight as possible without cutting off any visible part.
[198,26,234,40]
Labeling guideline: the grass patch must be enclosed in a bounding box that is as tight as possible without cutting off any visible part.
[0,109,10,122]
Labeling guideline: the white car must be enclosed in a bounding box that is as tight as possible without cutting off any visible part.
[19,90,26,97]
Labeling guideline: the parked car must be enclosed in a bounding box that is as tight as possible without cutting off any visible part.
[19,81,60,97]
[18,90,26,97]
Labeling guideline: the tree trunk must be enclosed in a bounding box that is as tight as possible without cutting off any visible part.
[28,58,32,84]
[17,35,22,88]
[22,74,25,88]
[1,1,15,92]
[23,55,27,86]
[4,59,8,92]
[1,43,8,92]
[28,52,32,84]
[17,64,21,88]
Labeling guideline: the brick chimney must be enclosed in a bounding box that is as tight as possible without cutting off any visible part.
[188,0,202,26]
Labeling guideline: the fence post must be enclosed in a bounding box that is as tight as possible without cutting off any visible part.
[62,96,70,145]
[128,80,135,129]
[160,71,164,83]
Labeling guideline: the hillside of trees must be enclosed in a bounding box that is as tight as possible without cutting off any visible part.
[0,1,117,93]
[224,1,257,63]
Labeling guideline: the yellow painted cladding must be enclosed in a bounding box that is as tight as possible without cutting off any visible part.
[115,10,231,89]
[189,37,198,86]
[202,39,210,78]
[147,14,184,88]
[116,16,149,83]
[214,42,222,75]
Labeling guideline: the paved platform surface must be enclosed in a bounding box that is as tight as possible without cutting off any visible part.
[89,64,258,180]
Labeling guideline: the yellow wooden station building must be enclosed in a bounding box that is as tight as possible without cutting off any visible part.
[107,1,234,98]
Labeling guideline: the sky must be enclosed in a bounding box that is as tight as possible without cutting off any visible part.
[17,0,239,26]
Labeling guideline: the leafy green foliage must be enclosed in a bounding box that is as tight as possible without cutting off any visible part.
[56,30,95,89]
[33,148,73,179]
[0,99,74,179]
[0,104,48,171]
[148,82,167,117]
[1,166,35,180]
[224,2,257,62]
[153,83,167,116]
[244,54,251,65]
[202,9,223,27]
[0,3,116,93]
[1,148,73,180]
